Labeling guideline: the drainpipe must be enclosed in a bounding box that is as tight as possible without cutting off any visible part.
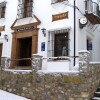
[74,0,76,66]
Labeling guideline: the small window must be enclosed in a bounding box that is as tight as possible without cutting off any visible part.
[54,33,69,56]
[17,0,33,19]
[51,0,66,4]
[1,6,6,18]
[48,29,69,57]
[0,2,6,18]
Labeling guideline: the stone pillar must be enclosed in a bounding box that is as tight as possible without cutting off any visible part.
[1,57,10,69]
[78,50,90,72]
[32,54,43,71]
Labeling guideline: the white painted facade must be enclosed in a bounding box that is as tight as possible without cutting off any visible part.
[0,0,100,71]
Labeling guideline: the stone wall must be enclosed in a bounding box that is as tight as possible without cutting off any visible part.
[0,51,100,100]
[0,65,99,100]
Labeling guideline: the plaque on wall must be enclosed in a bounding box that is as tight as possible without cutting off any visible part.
[52,12,68,21]
[41,42,45,51]
[16,26,35,32]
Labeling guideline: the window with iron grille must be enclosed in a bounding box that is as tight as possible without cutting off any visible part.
[51,0,66,4]
[0,2,6,18]
[48,29,69,57]
[17,0,33,19]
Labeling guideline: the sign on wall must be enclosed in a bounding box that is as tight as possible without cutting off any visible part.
[41,42,45,51]
[16,26,35,32]
[52,12,68,21]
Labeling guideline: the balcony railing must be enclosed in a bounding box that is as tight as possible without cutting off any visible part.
[85,0,100,24]
[85,0,100,17]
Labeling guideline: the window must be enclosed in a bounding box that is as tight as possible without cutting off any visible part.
[23,0,33,18]
[17,0,33,19]
[87,38,92,50]
[0,2,6,18]
[85,0,93,13]
[48,29,69,57]
[51,0,66,4]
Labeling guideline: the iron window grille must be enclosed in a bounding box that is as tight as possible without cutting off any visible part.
[0,2,6,18]
[48,29,70,57]
[17,0,33,19]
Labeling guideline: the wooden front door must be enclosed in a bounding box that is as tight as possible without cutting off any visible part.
[17,37,32,66]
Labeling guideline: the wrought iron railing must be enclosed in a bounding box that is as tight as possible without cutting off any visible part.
[48,39,70,57]
[85,0,100,17]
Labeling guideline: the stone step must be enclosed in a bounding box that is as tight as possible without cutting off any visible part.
[91,86,100,100]
[97,87,100,92]
[11,66,32,70]
[91,97,100,100]
[94,92,100,97]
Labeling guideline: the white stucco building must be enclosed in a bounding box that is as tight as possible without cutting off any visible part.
[0,0,100,71]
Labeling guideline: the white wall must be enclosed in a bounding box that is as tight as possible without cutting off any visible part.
[34,0,75,58]
[0,0,18,57]
[76,0,100,62]
[92,26,100,61]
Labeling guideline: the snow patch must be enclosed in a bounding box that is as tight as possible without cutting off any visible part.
[72,64,79,71]
[95,92,100,94]
[0,90,30,100]
[92,97,100,100]
[4,69,32,74]
[14,17,37,27]
[38,70,79,76]
[78,50,90,53]
[90,62,100,64]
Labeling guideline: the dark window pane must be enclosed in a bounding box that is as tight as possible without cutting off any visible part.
[0,6,6,18]
[54,33,69,57]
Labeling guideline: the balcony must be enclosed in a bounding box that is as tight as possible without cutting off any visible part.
[84,0,100,25]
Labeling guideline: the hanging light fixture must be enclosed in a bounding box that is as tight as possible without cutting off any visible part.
[4,34,8,42]
[41,28,46,37]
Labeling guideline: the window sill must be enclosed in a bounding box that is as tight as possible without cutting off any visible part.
[51,0,66,4]
[48,56,70,61]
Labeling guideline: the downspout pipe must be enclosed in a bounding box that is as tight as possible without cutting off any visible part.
[74,0,76,66]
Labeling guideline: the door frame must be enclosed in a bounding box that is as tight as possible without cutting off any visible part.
[11,28,39,67]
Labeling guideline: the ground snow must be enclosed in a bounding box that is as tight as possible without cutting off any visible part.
[0,90,30,100]
[72,64,79,71]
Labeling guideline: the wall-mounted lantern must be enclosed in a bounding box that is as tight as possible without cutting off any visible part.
[4,34,8,42]
[41,28,46,37]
